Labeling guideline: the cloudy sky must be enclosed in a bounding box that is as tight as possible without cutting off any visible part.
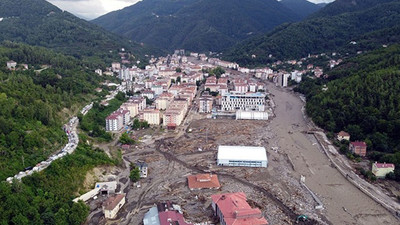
[47,0,335,20]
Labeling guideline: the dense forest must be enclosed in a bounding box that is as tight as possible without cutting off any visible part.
[224,0,400,66]
[0,0,159,67]
[93,0,307,52]
[0,144,114,225]
[296,45,400,180]
[0,42,103,180]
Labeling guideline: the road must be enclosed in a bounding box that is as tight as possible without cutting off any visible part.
[6,101,94,182]
[265,82,399,224]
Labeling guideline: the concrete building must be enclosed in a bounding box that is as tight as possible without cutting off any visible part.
[280,73,290,87]
[111,62,121,72]
[6,61,17,70]
[105,109,130,131]
[337,131,350,141]
[136,161,148,178]
[217,146,268,168]
[143,206,161,225]
[163,99,188,127]
[103,194,126,219]
[234,82,248,93]
[106,113,123,131]
[211,192,268,225]
[221,92,266,112]
[95,69,103,75]
[199,95,213,113]
[349,141,367,157]
[95,181,118,195]
[187,174,220,190]
[372,162,395,178]
[121,96,146,118]
[141,90,155,100]
[151,85,164,96]
[236,111,268,120]
[141,109,161,125]
[155,92,174,110]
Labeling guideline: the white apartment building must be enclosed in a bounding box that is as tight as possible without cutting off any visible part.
[141,109,161,125]
[234,83,248,93]
[106,114,123,131]
[105,109,130,131]
[221,92,266,112]
[199,96,213,113]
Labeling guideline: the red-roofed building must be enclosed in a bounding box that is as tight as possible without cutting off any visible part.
[372,162,395,178]
[187,174,220,190]
[206,76,217,84]
[349,141,367,156]
[103,193,126,219]
[337,131,350,141]
[159,211,193,225]
[211,192,268,225]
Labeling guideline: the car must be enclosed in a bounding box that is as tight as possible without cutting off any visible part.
[23,166,33,171]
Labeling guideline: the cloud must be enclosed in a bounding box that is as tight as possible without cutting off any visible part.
[47,0,141,20]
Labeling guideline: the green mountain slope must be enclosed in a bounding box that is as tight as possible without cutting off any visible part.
[0,0,158,66]
[92,0,304,52]
[310,0,394,18]
[280,0,324,19]
[224,0,400,66]
[296,45,400,180]
[0,42,104,180]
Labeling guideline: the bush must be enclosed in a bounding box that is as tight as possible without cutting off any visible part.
[119,133,135,145]
[130,167,140,182]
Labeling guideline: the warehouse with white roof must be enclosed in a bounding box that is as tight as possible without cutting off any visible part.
[217,145,268,168]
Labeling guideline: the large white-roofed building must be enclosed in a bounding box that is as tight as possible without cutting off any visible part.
[217,146,268,168]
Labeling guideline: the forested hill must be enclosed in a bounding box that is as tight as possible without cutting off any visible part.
[0,0,158,66]
[310,0,395,18]
[224,0,400,66]
[0,42,104,181]
[280,0,323,19]
[92,0,305,52]
[296,45,400,180]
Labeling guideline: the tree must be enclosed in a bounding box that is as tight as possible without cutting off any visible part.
[130,167,140,182]
[175,68,182,73]
[119,133,134,145]
[68,202,89,225]
[176,76,181,83]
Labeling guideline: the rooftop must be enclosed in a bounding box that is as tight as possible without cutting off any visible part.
[187,174,220,190]
[158,211,193,225]
[103,194,125,211]
[218,146,267,162]
[338,131,350,137]
[351,141,367,147]
[374,162,395,169]
[211,192,268,225]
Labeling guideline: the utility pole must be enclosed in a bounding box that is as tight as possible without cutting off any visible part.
[22,155,25,167]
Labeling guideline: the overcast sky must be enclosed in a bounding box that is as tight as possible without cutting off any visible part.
[47,0,335,20]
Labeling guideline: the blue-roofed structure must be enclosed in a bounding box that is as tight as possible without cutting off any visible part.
[143,206,160,225]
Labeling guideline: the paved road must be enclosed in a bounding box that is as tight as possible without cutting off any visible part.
[265,82,398,224]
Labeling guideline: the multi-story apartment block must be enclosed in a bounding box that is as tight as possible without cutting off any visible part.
[199,95,213,113]
[221,92,266,112]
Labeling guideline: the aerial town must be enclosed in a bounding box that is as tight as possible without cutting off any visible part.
[72,49,397,224]
[5,48,399,225]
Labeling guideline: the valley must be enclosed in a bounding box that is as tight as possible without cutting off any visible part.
[1,0,400,225]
